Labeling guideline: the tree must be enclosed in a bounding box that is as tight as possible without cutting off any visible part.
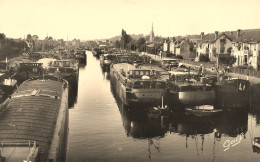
[136,37,146,52]
[0,33,6,41]
[220,55,236,66]
[199,54,210,62]
[43,36,54,51]
[114,40,120,48]
[26,34,32,40]
[0,33,6,49]
[25,34,35,52]
[32,35,39,41]
[120,29,131,50]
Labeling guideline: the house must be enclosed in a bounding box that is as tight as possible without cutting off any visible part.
[175,39,196,59]
[165,37,196,59]
[196,31,233,62]
[163,39,170,52]
[169,39,178,54]
[186,34,201,48]
[231,29,260,70]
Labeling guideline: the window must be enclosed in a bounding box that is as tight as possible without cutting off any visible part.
[143,81,150,89]
[133,82,141,89]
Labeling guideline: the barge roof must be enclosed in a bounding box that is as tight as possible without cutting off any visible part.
[0,79,64,159]
[112,63,169,81]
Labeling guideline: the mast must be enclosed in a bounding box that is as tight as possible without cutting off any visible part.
[217,51,219,81]
[23,34,25,50]
[67,34,69,53]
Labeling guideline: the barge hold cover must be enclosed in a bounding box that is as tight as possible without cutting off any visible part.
[0,78,67,162]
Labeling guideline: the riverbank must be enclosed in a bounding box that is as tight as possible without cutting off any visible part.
[141,52,260,84]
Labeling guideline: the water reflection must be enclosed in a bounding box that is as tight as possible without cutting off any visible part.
[69,80,79,108]
[102,71,110,81]
[251,106,260,125]
[176,120,214,135]
[78,61,87,69]
[215,109,248,137]
[111,83,168,138]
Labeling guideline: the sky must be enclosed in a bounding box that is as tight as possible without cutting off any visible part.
[1,0,260,41]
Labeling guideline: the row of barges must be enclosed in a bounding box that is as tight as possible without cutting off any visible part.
[110,62,250,109]
[0,49,86,161]
[95,51,251,113]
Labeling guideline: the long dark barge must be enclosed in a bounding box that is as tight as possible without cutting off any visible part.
[75,50,87,65]
[15,62,43,84]
[0,75,69,162]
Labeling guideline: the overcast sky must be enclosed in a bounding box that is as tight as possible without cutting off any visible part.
[1,0,260,40]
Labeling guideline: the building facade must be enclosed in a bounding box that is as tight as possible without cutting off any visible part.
[163,39,170,52]
[231,29,260,70]
[196,31,233,62]
[175,39,195,59]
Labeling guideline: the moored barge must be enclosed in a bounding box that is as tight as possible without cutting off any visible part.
[167,71,215,107]
[110,63,169,107]
[0,75,68,162]
[75,50,87,64]
[47,59,78,86]
[214,77,250,109]
[47,59,79,107]
[15,62,43,84]
[100,53,119,71]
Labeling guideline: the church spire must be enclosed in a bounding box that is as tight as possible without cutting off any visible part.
[150,23,154,42]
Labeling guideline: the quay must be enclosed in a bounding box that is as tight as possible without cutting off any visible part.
[141,52,260,84]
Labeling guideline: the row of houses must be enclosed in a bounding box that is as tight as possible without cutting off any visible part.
[163,37,196,59]
[163,29,260,70]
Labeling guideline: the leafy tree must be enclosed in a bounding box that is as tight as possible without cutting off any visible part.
[120,29,131,50]
[25,34,35,52]
[136,37,146,52]
[220,55,236,66]
[26,34,32,40]
[199,54,210,62]
[0,33,6,42]
[114,40,120,48]
[0,38,24,60]
[0,33,6,48]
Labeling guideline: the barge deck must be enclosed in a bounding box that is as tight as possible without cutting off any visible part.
[0,76,68,162]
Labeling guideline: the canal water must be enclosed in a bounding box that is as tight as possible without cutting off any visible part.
[66,51,260,162]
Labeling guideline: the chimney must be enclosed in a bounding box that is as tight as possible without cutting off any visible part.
[215,31,219,40]
[237,29,241,39]
[230,31,234,38]
[201,32,204,40]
